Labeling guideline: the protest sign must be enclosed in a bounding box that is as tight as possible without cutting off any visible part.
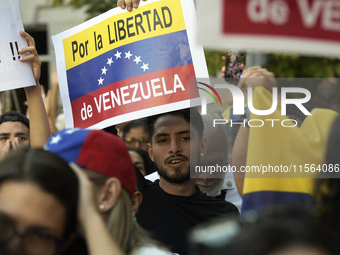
[53,0,207,129]
[0,0,36,91]
[196,0,340,57]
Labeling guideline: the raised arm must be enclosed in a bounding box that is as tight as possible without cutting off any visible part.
[47,67,60,134]
[232,66,276,196]
[19,30,51,147]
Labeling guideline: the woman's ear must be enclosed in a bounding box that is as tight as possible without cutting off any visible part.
[97,178,122,213]
[148,143,154,161]
[131,191,143,214]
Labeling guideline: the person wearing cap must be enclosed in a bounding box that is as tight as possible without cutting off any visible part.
[135,108,239,255]
[0,31,50,159]
[45,128,173,255]
[0,146,127,255]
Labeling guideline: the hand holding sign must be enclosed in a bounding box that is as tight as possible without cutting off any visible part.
[0,0,35,92]
[18,30,42,85]
[117,0,147,11]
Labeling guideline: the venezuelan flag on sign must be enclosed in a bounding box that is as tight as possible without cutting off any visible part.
[241,86,338,215]
[62,0,199,128]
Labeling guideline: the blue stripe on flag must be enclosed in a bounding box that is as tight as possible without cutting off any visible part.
[66,30,192,101]
[241,191,313,214]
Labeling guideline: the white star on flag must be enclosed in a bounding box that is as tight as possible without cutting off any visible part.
[101,66,108,75]
[65,129,79,134]
[141,63,149,72]
[98,77,104,85]
[125,51,133,59]
[114,50,122,59]
[107,58,113,66]
[97,49,150,85]
[50,134,62,144]
[133,56,142,64]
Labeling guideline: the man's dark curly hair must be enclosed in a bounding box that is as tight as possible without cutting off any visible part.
[147,108,204,144]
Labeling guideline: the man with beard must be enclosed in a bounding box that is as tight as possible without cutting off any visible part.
[136,108,239,255]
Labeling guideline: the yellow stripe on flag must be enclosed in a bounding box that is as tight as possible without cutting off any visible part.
[63,0,186,70]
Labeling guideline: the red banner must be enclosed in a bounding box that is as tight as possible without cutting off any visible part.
[223,0,340,42]
[196,0,340,56]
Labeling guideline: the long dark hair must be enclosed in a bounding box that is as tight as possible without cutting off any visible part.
[128,147,157,176]
[0,148,79,238]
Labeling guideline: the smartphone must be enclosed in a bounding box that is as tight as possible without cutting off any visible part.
[224,51,246,83]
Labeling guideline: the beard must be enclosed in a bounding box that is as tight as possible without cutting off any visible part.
[154,158,190,184]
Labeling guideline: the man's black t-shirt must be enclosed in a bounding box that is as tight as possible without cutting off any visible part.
[136,179,239,255]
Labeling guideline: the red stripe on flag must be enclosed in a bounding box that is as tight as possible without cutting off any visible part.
[71,64,198,128]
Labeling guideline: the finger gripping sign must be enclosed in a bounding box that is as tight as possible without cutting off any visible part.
[53,0,206,129]
[0,0,36,92]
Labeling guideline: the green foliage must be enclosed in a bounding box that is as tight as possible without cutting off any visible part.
[203,52,340,79]
[204,50,225,77]
[50,0,118,18]
[264,54,340,98]
[264,54,340,78]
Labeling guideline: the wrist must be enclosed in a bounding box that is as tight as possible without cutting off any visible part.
[24,83,41,96]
